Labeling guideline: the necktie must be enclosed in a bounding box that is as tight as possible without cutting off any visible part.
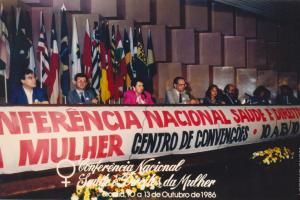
[80,92,85,103]
[179,93,182,103]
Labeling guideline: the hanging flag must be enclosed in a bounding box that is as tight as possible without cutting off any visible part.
[0,5,10,78]
[10,8,31,88]
[123,28,133,89]
[91,21,101,96]
[8,6,18,92]
[82,19,92,79]
[37,12,50,87]
[16,7,21,33]
[24,10,36,73]
[99,22,113,103]
[146,29,156,94]
[130,27,138,79]
[105,23,114,100]
[113,26,127,99]
[48,14,59,104]
[71,16,81,79]
[111,24,116,73]
[135,27,147,84]
[59,8,70,97]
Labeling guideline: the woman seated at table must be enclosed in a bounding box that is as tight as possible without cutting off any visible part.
[203,84,225,105]
[123,79,154,104]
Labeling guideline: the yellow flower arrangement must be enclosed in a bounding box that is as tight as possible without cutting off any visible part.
[71,171,161,199]
[251,146,294,165]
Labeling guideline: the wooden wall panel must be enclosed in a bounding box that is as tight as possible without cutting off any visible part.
[141,25,167,62]
[235,10,256,38]
[125,0,150,23]
[212,2,234,35]
[199,32,222,65]
[224,36,246,67]
[236,68,257,99]
[82,0,118,17]
[186,65,210,98]
[257,70,278,98]
[185,0,208,31]
[171,29,195,64]
[156,0,181,27]
[246,39,267,68]
[213,66,235,91]
[157,63,182,101]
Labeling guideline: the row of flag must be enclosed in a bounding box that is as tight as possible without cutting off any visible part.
[0,5,155,104]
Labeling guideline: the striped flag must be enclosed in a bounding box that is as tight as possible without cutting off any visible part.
[130,27,137,79]
[71,16,81,79]
[91,22,101,96]
[0,4,10,78]
[37,12,50,87]
[48,14,59,104]
[113,26,127,99]
[59,9,70,97]
[123,28,132,89]
[111,24,116,73]
[82,19,92,79]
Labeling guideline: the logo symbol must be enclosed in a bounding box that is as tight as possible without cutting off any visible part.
[56,159,76,187]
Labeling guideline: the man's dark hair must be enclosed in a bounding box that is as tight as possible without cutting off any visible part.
[74,73,88,81]
[131,78,144,87]
[173,76,185,85]
[20,69,34,80]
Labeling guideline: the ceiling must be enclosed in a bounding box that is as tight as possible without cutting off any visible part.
[214,0,300,22]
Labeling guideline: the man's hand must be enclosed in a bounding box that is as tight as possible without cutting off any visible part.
[91,98,98,104]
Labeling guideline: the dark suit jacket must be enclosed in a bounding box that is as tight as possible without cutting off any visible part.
[67,89,96,104]
[9,86,48,105]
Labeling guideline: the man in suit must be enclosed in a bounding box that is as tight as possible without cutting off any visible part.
[9,69,49,104]
[67,73,98,104]
[165,76,194,104]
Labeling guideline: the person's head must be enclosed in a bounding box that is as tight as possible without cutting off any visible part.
[253,85,270,98]
[206,84,219,99]
[224,84,236,95]
[20,69,36,89]
[131,78,144,95]
[74,73,88,90]
[173,76,186,93]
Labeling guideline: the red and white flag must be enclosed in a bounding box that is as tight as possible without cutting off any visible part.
[82,19,92,79]
[48,14,59,104]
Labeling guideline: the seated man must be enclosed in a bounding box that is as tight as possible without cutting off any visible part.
[67,73,98,104]
[165,76,198,104]
[9,69,48,104]
[223,84,241,105]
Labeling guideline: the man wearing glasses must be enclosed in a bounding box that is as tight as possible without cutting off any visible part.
[9,69,49,104]
[165,76,193,104]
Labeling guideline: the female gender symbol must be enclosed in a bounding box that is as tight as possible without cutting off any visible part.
[56,159,76,187]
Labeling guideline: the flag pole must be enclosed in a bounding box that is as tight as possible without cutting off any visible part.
[4,73,7,103]
[40,51,42,88]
